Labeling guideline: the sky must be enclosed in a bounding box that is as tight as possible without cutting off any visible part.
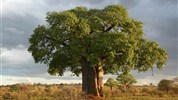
[0,0,177,85]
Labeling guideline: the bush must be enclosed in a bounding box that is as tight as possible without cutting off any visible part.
[3,93,12,99]
[172,86,178,94]
[157,91,167,97]
[142,87,151,93]
[9,84,21,92]
[57,86,82,99]
[158,79,173,93]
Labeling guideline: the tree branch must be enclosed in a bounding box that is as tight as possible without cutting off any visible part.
[44,35,56,42]
[102,24,115,33]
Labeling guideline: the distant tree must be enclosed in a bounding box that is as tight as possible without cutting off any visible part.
[116,73,137,91]
[37,83,42,86]
[105,78,118,90]
[28,5,167,97]
[158,79,173,93]
[149,83,154,86]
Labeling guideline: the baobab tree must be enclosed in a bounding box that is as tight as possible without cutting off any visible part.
[28,5,167,97]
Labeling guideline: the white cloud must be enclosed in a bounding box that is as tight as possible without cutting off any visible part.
[2,75,82,85]
[5,27,25,34]
[1,45,31,64]
[1,0,116,19]
[2,0,83,19]
[2,0,46,18]
[136,74,177,86]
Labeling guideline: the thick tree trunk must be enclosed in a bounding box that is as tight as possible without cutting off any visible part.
[88,65,99,96]
[80,57,100,96]
[81,58,87,92]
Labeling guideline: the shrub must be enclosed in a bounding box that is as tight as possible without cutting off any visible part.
[142,87,151,93]
[3,93,13,99]
[9,84,21,92]
[157,91,166,97]
[158,79,173,93]
[57,86,82,99]
[172,86,178,94]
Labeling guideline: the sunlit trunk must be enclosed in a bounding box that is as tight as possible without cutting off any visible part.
[96,62,104,97]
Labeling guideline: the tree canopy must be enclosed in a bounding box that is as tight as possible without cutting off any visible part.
[158,79,173,93]
[28,5,167,76]
[117,73,137,85]
[105,78,118,90]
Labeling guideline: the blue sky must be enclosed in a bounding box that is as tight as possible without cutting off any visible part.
[0,0,177,85]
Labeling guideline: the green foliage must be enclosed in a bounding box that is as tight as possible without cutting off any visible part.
[105,78,118,90]
[28,5,167,76]
[9,84,21,92]
[105,78,118,86]
[134,39,168,72]
[158,79,173,93]
[116,73,137,87]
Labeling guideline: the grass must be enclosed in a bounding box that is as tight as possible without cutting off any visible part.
[0,84,178,100]
[109,96,178,100]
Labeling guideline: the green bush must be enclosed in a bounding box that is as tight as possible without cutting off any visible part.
[9,84,21,92]
[158,79,173,93]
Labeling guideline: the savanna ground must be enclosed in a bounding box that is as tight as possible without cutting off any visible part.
[0,83,178,100]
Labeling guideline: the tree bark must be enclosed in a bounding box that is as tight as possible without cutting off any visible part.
[88,65,99,96]
[96,62,104,97]
[80,57,100,96]
[81,57,87,93]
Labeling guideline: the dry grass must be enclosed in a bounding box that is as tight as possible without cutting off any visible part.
[103,86,178,100]
[0,84,178,100]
